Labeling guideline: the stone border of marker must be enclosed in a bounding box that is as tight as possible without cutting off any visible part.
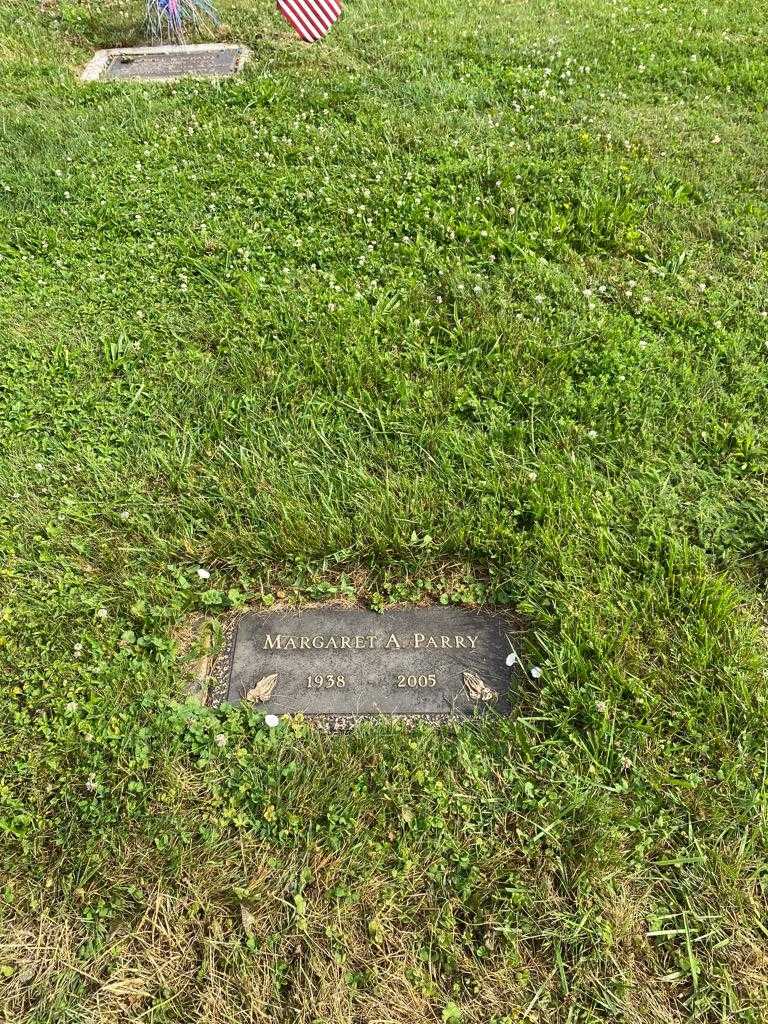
[80,43,250,83]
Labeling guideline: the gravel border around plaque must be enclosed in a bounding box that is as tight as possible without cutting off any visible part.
[80,43,250,83]
[206,604,525,729]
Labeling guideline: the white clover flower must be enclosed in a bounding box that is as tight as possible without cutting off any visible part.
[85,777,98,792]
[505,652,518,667]
[264,714,280,728]
[96,608,108,619]
[530,666,542,679]
[587,429,598,438]
[65,700,78,712]
[196,568,210,580]
[596,700,609,714]
[120,510,129,520]
[214,733,228,747]
[35,463,44,472]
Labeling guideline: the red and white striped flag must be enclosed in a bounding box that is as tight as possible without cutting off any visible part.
[277,0,341,41]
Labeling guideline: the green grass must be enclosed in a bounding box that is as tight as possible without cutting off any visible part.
[1,0,768,1019]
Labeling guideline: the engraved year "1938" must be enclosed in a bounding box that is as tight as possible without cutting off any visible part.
[397,674,436,688]
[306,674,347,688]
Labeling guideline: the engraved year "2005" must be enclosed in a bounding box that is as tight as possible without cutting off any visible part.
[397,674,436,688]
[306,674,347,688]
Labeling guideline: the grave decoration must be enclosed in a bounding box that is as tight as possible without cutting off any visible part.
[145,0,221,45]
[142,0,341,45]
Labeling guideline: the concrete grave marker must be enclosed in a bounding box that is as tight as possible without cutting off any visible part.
[81,44,249,83]
[209,606,520,727]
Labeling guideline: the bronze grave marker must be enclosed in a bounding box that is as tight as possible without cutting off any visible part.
[210,607,520,726]
[81,44,249,83]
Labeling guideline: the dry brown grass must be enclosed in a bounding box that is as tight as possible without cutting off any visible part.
[5,858,767,1023]
[0,888,516,1022]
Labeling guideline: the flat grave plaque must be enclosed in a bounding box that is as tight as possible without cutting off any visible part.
[81,44,249,83]
[210,607,520,725]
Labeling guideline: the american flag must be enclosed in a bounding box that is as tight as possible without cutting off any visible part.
[277,0,342,41]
